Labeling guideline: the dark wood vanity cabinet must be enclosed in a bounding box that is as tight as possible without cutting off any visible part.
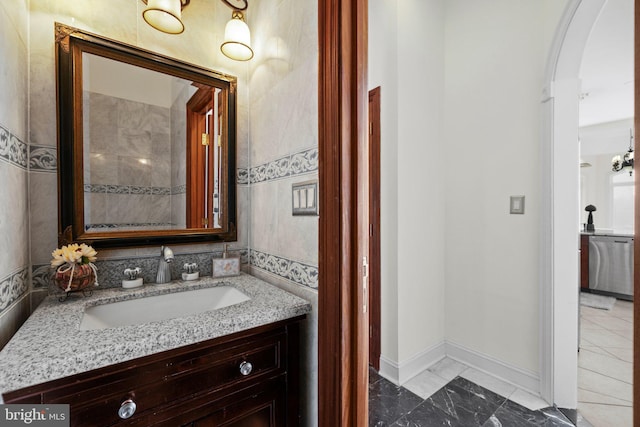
[3,316,303,427]
[580,234,590,290]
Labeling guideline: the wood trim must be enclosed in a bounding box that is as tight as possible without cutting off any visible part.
[318,0,369,424]
[634,1,639,424]
[368,87,381,371]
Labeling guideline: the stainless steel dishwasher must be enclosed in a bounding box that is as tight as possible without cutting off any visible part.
[588,235,634,300]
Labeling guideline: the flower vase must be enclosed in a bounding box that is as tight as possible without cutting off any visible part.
[54,263,96,292]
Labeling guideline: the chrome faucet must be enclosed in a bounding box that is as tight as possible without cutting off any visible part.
[156,246,174,284]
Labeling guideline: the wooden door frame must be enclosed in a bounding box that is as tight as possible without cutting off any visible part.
[634,1,639,424]
[368,87,381,372]
[318,0,369,425]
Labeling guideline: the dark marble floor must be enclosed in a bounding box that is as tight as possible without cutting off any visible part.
[369,368,594,427]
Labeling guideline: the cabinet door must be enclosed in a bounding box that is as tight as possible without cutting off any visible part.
[191,380,286,427]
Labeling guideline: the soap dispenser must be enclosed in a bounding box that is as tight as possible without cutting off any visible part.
[212,244,241,277]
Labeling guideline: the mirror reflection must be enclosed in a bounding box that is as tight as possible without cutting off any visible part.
[82,54,226,232]
[56,24,237,248]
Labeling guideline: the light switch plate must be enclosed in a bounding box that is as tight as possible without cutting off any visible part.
[510,195,525,214]
[292,181,319,216]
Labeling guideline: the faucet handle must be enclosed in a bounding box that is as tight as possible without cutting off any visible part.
[182,262,197,274]
[124,267,141,280]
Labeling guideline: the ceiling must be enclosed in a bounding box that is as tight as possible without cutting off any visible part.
[579,0,633,128]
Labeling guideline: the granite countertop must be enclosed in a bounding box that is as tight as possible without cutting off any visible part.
[0,273,311,401]
[580,230,634,238]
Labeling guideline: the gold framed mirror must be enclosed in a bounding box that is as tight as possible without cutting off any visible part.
[56,24,237,248]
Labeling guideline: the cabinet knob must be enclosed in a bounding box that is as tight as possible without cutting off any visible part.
[239,361,253,376]
[118,399,137,419]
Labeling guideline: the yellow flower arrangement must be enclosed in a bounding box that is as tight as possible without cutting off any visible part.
[51,243,99,292]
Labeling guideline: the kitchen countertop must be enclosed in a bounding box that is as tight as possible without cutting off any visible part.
[580,230,634,238]
[0,273,311,401]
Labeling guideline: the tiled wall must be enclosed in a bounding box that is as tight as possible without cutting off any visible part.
[0,1,30,349]
[27,0,250,281]
[2,0,319,422]
[84,92,173,231]
[247,0,319,424]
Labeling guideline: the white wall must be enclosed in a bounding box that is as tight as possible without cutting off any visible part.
[444,0,567,379]
[369,0,446,382]
[369,0,570,389]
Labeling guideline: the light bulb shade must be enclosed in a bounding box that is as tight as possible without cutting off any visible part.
[143,0,184,34]
[221,12,254,61]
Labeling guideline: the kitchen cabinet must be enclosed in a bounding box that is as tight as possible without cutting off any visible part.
[580,234,590,290]
[3,317,303,427]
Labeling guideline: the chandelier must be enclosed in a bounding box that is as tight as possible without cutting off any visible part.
[611,129,634,176]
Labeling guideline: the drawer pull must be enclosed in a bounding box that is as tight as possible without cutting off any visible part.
[239,361,253,376]
[118,399,137,419]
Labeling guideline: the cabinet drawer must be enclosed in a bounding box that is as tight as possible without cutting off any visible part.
[72,333,283,426]
[2,317,303,427]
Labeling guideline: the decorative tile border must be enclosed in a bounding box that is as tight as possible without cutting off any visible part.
[0,267,29,313]
[237,168,249,185]
[29,145,57,172]
[32,264,52,290]
[172,184,186,194]
[249,249,318,289]
[84,184,172,196]
[250,148,318,184]
[0,124,28,170]
[35,249,316,293]
[85,222,176,231]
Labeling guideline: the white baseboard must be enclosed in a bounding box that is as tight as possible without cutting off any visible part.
[379,341,446,386]
[378,340,540,395]
[445,340,540,394]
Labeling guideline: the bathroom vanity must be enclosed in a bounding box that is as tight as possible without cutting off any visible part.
[0,274,311,426]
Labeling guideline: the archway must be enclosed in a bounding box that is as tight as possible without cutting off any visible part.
[541,0,607,408]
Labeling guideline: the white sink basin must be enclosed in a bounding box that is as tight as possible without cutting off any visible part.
[80,286,250,330]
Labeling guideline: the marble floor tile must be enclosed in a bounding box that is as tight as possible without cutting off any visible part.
[578,367,632,404]
[482,400,573,427]
[403,368,450,400]
[507,388,550,411]
[578,387,632,406]
[609,300,633,319]
[600,345,633,363]
[590,315,633,333]
[369,375,423,426]
[579,327,632,349]
[425,377,506,427]
[370,372,586,427]
[459,368,517,399]
[578,348,632,383]
[391,400,467,427]
[370,365,383,385]
[558,408,595,427]
[577,402,632,427]
[578,297,633,427]
[426,357,468,382]
[579,316,608,330]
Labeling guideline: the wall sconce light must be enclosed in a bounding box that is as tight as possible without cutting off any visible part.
[220,10,254,61]
[141,0,253,62]
[612,129,635,176]
[142,0,190,34]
